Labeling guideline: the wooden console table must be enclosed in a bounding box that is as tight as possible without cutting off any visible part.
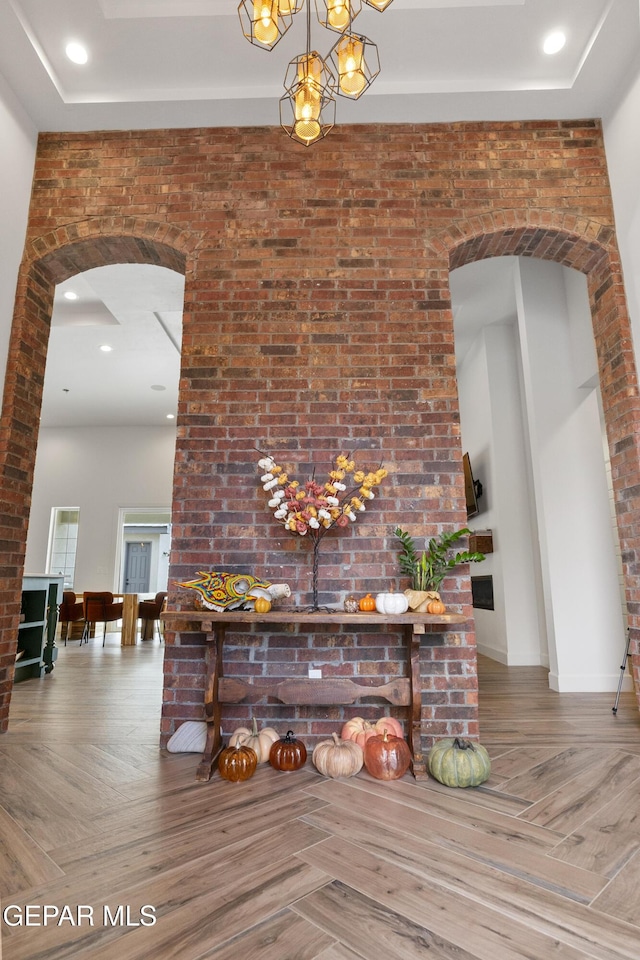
[161,609,467,782]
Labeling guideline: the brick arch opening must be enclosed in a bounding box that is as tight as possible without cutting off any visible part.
[446,223,640,709]
[0,229,190,733]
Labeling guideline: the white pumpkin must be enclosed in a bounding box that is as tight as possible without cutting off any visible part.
[375,589,409,615]
[166,720,207,754]
[229,717,279,763]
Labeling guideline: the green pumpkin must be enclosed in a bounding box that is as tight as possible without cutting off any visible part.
[427,737,491,788]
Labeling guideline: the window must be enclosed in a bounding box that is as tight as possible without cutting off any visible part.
[47,508,79,589]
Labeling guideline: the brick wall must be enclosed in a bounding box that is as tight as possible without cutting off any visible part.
[1,120,639,754]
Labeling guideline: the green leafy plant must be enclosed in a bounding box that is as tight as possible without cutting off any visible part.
[394,526,485,592]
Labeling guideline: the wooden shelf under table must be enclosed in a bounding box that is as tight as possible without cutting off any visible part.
[162,608,468,782]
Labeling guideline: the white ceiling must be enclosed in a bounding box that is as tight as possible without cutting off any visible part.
[1,0,636,426]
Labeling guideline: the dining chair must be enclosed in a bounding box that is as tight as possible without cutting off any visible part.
[58,591,85,645]
[81,591,124,646]
[138,591,167,641]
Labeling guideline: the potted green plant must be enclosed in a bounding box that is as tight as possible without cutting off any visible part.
[394,526,485,611]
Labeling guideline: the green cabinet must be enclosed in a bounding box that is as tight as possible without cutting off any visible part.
[16,575,64,679]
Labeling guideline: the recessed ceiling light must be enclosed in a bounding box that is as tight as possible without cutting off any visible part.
[99,344,113,352]
[65,41,88,65]
[166,414,175,420]
[151,384,166,391]
[543,31,566,55]
[63,291,78,300]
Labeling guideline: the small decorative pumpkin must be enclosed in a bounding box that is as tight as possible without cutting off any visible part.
[312,732,364,779]
[375,585,409,615]
[269,730,307,771]
[340,716,377,749]
[359,593,376,612]
[218,743,257,782]
[426,598,447,615]
[373,715,404,739]
[344,595,359,614]
[427,737,491,788]
[253,596,272,614]
[229,717,279,763]
[363,729,412,781]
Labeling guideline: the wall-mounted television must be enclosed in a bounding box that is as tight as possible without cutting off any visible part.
[463,452,483,520]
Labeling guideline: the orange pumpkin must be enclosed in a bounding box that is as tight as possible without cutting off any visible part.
[359,593,376,612]
[373,715,404,739]
[253,596,272,614]
[341,717,377,748]
[427,598,446,615]
[218,743,258,782]
[364,729,412,781]
[269,730,307,771]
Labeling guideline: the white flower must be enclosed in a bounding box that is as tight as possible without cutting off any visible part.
[268,497,282,507]
[274,508,287,519]
[326,496,339,506]
[318,508,331,521]
[348,512,356,521]
[263,479,278,491]
[334,482,346,491]
[261,472,274,482]
[258,457,275,471]
[309,517,320,529]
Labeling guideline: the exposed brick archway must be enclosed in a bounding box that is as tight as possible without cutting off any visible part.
[441,219,640,708]
[1,120,638,754]
[0,223,194,732]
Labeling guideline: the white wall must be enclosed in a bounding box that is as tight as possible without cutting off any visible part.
[0,72,37,384]
[457,298,545,666]
[457,257,627,690]
[516,259,627,691]
[603,53,640,369]
[25,426,176,592]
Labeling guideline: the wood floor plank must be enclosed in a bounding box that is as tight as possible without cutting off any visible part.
[590,848,640,927]
[314,946,364,960]
[295,879,481,960]
[518,750,640,833]
[498,747,603,803]
[0,753,96,851]
[50,793,327,888]
[302,778,605,902]
[317,772,562,848]
[295,838,596,960]
[300,801,640,960]
[206,908,336,959]
[3,827,330,960]
[489,745,566,780]
[549,779,640,877]
[0,804,64,897]
[4,641,640,960]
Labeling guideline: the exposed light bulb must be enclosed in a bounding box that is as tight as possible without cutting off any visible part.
[338,38,366,96]
[254,0,278,44]
[328,0,350,30]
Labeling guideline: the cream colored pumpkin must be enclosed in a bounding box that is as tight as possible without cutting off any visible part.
[312,733,363,779]
[229,717,279,763]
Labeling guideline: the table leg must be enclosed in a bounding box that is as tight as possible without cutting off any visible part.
[407,624,427,779]
[121,593,138,646]
[196,624,225,782]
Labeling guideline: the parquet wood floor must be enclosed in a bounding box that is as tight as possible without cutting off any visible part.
[1,637,639,959]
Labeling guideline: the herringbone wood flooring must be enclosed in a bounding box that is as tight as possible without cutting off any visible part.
[1,637,640,959]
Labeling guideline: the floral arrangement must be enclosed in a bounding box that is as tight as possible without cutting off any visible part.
[257,450,388,609]
[258,452,387,536]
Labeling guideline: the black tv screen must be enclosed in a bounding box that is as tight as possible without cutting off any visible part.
[463,452,480,519]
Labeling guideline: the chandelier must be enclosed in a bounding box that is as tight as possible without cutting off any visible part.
[237,0,394,146]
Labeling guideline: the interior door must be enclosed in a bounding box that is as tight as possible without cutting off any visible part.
[123,541,151,593]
